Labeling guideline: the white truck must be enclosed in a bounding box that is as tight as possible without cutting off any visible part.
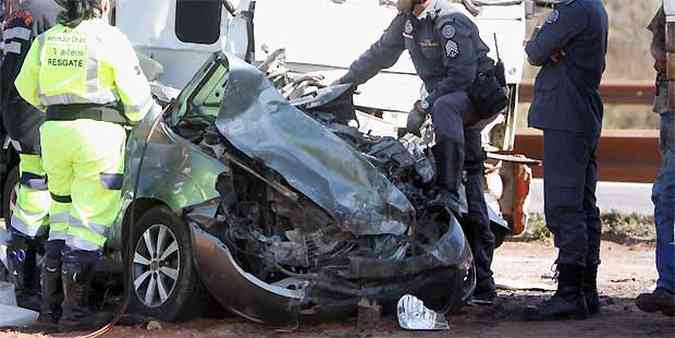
[115,0,539,244]
[0,0,542,280]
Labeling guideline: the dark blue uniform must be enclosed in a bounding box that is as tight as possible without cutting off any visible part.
[525,0,608,268]
[340,4,496,295]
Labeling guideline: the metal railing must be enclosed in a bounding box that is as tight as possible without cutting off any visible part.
[514,82,660,183]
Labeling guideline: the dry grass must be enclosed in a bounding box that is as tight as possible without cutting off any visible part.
[513,212,656,245]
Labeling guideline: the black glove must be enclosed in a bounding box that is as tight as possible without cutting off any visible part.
[406,100,429,137]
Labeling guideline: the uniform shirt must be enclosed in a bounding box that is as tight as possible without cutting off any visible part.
[0,9,43,153]
[525,0,608,135]
[649,6,667,75]
[649,6,669,114]
[341,2,489,108]
[15,18,153,123]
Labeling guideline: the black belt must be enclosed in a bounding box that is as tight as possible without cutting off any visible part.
[46,104,129,125]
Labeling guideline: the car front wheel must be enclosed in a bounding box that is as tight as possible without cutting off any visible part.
[128,206,205,321]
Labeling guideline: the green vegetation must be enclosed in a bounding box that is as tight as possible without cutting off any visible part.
[512,212,656,245]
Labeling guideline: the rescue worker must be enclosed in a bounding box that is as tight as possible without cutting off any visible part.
[1,0,61,313]
[335,0,505,304]
[635,3,675,317]
[523,0,608,321]
[15,0,156,330]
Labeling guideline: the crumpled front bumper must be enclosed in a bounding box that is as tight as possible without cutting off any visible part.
[186,203,473,327]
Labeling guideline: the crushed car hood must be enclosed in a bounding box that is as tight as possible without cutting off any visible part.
[215,57,414,236]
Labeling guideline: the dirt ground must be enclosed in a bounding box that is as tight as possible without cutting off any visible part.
[3,241,673,338]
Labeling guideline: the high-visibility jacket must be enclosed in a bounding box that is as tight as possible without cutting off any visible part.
[15,18,153,123]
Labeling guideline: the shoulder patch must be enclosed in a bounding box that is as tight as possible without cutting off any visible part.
[441,24,456,39]
[405,20,414,35]
[545,10,560,24]
[445,40,459,58]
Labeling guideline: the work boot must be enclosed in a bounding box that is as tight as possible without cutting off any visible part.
[7,235,41,310]
[430,139,464,216]
[583,264,600,315]
[58,261,111,332]
[472,278,497,305]
[36,256,63,326]
[636,288,675,317]
[524,264,589,321]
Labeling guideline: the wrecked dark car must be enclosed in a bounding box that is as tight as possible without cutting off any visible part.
[103,52,487,326]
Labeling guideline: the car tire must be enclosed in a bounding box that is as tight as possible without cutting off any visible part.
[128,206,206,322]
[447,261,475,314]
[2,166,19,226]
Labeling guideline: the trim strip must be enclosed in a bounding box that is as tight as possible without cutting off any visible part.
[4,41,22,55]
[50,193,72,204]
[3,27,31,41]
[100,173,123,190]
[20,172,48,191]
[69,218,110,237]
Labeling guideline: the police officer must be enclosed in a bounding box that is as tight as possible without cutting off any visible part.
[335,0,502,303]
[635,3,675,317]
[523,0,608,321]
[1,0,61,314]
[15,0,156,330]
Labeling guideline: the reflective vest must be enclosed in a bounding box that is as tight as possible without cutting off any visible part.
[14,18,153,123]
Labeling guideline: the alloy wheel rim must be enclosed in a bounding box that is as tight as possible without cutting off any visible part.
[132,224,181,308]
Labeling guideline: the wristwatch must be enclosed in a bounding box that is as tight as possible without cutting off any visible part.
[419,99,430,111]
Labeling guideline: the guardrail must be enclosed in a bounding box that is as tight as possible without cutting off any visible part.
[513,129,660,183]
[518,81,656,105]
[515,82,660,183]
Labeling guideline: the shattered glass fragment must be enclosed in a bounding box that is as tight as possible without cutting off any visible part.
[397,294,450,331]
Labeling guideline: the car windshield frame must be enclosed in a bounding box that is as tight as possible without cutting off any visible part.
[168,53,230,127]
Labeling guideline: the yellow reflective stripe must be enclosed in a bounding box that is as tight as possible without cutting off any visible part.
[4,27,32,41]
[48,225,69,241]
[9,213,47,238]
[39,90,117,106]
[69,217,110,237]
[50,223,69,233]
[68,225,106,250]
[49,212,70,226]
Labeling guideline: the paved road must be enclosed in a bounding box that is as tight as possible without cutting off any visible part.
[529,179,655,215]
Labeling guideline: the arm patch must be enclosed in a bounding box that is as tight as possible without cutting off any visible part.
[441,24,456,39]
[545,10,560,24]
[445,40,459,58]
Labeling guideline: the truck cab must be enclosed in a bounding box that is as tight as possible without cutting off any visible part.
[1,0,539,284]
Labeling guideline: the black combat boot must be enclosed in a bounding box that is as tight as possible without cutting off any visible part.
[472,278,497,305]
[36,256,63,326]
[429,139,464,216]
[58,261,110,332]
[584,264,600,315]
[524,264,590,321]
[7,235,41,310]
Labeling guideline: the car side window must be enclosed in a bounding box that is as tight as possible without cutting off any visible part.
[171,58,229,125]
[192,65,229,117]
[175,0,222,45]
